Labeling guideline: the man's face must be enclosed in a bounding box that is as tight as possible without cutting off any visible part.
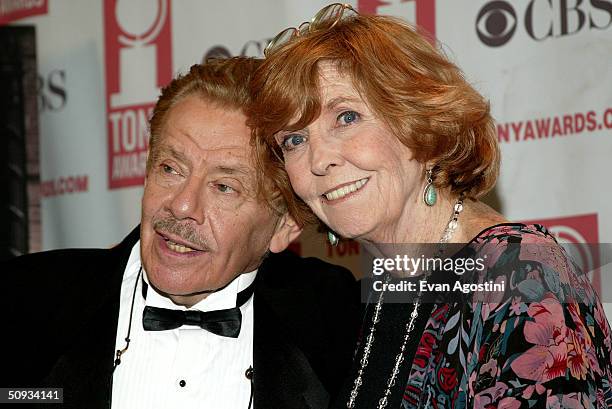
[141,95,296,306]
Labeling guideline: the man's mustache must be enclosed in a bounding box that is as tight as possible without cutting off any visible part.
[152,217,209,250]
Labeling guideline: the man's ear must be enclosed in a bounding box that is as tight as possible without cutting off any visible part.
[269,213,303,253]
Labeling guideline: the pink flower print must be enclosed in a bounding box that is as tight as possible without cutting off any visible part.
[546,395,561,409]
[545,392,583,409]
[473,382,509,409]
[521,384,546,400]
[512,294,571,382]
[509,296,527,316]
[544,350,567,379]
[524,295,567,346]
[521,385,533,400]
[511,343,568,382]
[567,331,588,380]
[479,358,498,378]
[498,397,521,409]
[567,302,592,350]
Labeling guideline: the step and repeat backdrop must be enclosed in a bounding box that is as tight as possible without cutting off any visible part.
[4,0,612,314]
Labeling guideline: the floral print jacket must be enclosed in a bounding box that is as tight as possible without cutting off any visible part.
[402,224,612,409]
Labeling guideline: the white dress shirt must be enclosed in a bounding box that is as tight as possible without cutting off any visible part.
[111,241,255,409]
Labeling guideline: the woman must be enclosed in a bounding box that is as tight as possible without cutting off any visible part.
[249,4,612,409]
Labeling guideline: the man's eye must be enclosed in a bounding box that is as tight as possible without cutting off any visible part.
[217,184,235,194]
[281,134,306,151]
[161,164,179,175]
[338,110,360,126]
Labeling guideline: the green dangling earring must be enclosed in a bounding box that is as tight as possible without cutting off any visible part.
[423,168,437,206]
[327,231,339,246]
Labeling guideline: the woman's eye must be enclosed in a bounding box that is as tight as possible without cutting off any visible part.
[338,110,360,126]
[281,133,306,151]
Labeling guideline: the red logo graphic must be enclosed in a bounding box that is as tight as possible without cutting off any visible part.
[357,0,436,38]
[103,0,172,189]
[521,213,601,295]
[0,0,48,26]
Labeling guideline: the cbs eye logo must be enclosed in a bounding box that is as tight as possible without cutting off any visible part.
[476,1,517,47]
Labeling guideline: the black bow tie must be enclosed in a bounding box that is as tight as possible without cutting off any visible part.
[142,278,255,338]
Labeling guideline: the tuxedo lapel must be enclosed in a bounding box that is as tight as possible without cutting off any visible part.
[39,227,139,409]
[41,286,121,409]
[253,287,330,409]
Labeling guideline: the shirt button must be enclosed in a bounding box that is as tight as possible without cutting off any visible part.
[179,380,186,387]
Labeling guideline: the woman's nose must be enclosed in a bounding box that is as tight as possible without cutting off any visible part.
[309,134,344,176]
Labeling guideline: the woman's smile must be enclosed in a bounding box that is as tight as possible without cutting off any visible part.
[321,177,370,203]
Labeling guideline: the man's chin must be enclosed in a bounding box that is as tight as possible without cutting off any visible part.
[145,265,228,296]
[146,268,196,293]
[151,281,214,298]
[147,274,227,307]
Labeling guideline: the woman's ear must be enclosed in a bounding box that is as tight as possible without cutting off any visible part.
[269,213,303,253]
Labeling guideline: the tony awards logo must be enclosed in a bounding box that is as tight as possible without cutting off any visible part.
[104,0,172,188]
[357,0,436,38]
[522,213,601,295]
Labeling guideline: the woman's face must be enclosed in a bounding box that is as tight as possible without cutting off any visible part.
[275,62,424,241]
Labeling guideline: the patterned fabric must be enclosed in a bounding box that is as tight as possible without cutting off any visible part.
[401,223,612,409]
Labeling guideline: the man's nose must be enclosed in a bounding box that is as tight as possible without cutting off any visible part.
[167,176,206,224]
[309,134,344,176]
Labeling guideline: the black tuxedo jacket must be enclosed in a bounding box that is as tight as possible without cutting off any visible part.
[1,227,360,409]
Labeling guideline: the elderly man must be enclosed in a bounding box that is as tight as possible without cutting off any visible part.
[2,57,359,409]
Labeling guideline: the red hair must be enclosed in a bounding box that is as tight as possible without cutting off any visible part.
[249,14,500,226]
[148,57,288,215]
